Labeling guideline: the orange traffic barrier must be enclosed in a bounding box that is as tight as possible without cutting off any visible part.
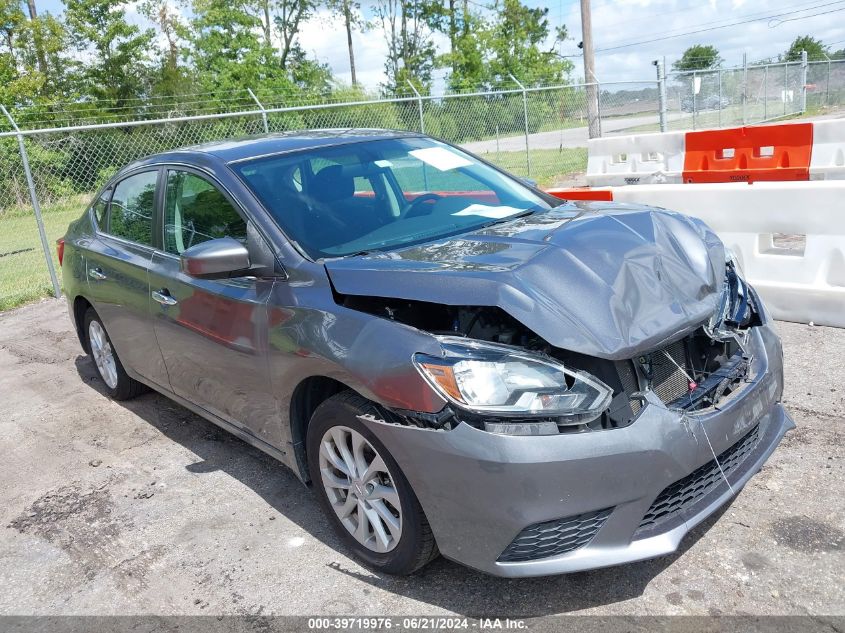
[682,123,813,184]
[545,187,613,201]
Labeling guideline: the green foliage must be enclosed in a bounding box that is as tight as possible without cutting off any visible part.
[785,35,828,62]
[672,45,722,71]
[64,0,155,105]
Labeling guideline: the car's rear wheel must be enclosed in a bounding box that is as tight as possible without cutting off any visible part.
[83,307,146,401]
[307,391,438,575]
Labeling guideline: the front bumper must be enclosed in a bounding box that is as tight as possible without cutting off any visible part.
[360,322,794,577]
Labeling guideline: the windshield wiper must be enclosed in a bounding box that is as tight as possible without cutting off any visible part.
[479,208,537,229]
[344,249,382,258]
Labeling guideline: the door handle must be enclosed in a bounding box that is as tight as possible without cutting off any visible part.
[88,267,107,281]
[151,289,178,306]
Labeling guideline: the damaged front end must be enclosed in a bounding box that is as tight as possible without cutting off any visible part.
[337,256,764,435]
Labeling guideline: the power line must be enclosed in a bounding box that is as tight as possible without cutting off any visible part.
[595,0,845,53]
[597,0,843,36]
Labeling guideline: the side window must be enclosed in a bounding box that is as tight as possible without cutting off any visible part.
[108,171,157,246]
[164,170,247,255]
[91,189,111,228]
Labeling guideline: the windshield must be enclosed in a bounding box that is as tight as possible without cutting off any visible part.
[233,137,554,259]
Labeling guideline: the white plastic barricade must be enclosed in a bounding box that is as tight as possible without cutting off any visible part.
[586,130,686,187]
[810,119,845,180]
[611,181,845,328]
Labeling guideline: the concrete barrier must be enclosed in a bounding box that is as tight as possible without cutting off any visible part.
[586,131,686,186]
[810,119,845,180]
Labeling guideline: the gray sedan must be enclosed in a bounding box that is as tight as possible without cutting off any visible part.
[59,129,793,577]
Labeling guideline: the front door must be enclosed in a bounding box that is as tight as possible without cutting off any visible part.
[147,168,279,444]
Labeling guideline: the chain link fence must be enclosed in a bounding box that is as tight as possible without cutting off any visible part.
[2,61,843,311]
[664,59,845,131]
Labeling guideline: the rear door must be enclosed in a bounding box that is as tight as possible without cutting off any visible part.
[147,168,278,443]
[84,168,169,388]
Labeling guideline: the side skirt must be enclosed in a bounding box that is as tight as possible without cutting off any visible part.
[124,367,304,481]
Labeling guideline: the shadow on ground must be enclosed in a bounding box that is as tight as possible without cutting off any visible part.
[75,355,733,617]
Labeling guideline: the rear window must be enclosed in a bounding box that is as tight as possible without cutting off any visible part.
[107,171,157,247]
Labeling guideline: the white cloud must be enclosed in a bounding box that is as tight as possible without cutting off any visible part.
[298,9,391,88]
[562,0,845,85]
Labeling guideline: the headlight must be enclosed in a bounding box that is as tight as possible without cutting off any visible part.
[414,337,612,429]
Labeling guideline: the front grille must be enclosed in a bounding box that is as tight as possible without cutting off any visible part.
[651,339,689,404]
[636,424,760,535]
[498,508,612,562]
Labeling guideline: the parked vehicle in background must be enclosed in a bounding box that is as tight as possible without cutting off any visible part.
[681,94,730,112]
[59,130,793,577]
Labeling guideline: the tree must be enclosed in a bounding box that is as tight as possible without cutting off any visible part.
[140,0,192,99]
[484,0,571,87]
[672,45,722,71]
[374,0,437,94]
[272,0,317,70]
[24,0,47,76]
[325,0,364,84]
[190,0,273,93]
[785,35,827,62]
[64,0,154,105]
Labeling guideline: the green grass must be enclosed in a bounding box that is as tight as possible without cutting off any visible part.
[0,194,88,311]
[483,148,588,187]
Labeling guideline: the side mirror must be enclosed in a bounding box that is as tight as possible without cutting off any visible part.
[180,237,251,279]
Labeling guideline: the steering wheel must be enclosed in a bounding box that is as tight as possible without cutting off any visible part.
[402,193,443,219]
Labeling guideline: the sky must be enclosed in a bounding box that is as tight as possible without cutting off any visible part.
[35,0,845,90]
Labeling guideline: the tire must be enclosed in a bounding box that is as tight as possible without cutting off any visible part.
[83,307,146,401]
[307,391,439,575]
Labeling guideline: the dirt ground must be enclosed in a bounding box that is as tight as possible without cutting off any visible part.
[0,299,842,617]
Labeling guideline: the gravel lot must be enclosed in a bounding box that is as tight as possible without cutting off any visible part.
[0,299,842,617]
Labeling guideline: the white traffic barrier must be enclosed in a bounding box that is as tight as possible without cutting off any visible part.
[586,130,686,187]
[810,119,845,180]
[611,181,845,328]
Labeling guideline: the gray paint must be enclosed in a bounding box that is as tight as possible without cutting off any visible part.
[325,202,726,360]
[60,130,793,577]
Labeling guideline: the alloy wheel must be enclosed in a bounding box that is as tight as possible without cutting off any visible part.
[318,425,403,553]
[88,320,118,389]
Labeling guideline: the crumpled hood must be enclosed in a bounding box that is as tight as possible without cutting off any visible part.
[324,202,726,360]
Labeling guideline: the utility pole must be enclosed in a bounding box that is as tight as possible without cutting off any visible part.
[579,0,601,138]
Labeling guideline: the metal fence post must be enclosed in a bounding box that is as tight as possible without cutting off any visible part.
[655,60,668,132]
[692,70,697,130]
[827,57,832,107]
[247,88,269,134]
[800,50,808,113]
[742,53,748,125]
[406,79,425,134]
[764,64,768,121]
[509,74,531,177]
[718,69,723,127]
[1,105,61,300]
[784,63,788,116]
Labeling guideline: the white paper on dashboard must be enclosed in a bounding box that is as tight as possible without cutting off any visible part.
[409,147,473,171]
[452,204,522,219]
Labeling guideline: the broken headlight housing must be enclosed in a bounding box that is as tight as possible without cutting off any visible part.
[414,337,612,432]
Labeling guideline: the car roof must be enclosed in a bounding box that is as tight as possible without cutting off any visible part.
[153,128,423,165]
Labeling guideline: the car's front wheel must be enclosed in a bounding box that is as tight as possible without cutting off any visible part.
[83,307,146,401]
[307,391,438,575]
